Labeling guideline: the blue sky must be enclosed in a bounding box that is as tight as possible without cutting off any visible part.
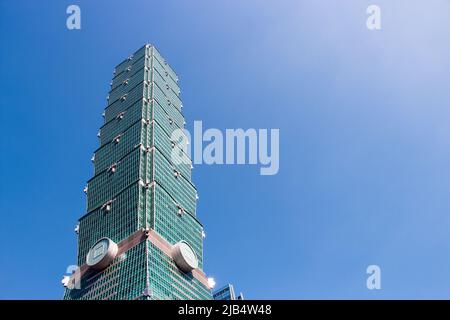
[1,0,450,299]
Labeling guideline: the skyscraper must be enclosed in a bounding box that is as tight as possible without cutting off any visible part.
[213,284,244,300]
[63,44,212,300]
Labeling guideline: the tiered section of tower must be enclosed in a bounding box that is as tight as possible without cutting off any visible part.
[64,45,212,300]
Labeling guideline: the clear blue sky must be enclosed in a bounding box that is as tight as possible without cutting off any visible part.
[1,0,450,299]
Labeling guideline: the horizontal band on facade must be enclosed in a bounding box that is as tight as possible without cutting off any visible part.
[74,228,210,290]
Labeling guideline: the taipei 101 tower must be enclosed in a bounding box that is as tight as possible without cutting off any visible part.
[63,45,213,300]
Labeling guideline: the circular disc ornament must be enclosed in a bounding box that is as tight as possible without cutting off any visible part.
[86,238,118,270]
[171,241,198,273]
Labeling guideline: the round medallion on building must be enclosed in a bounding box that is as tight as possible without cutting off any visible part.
[171,241,198,273]
[86,237,118,270]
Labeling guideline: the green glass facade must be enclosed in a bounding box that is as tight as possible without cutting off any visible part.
[64,44,212,300]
